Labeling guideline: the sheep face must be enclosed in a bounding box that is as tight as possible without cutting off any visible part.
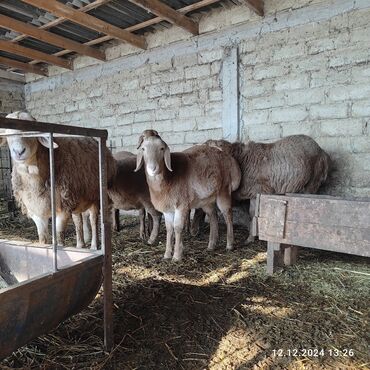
[135,135,172,176]
[2,112,58,164]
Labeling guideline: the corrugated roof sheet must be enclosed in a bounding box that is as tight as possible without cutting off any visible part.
[0,0,239,75]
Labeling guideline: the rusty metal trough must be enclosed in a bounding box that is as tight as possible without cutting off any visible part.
[255,194,370,274]
[0,241,103,359]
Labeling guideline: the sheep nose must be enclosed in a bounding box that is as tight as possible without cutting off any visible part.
[14,148,26,157]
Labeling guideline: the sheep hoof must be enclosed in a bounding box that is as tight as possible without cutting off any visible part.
[226,245,234,251]
[76,243,86,249]
[172,256,182,263]
[147,238,157,246]
[163,254,172,260]
[207,246,216,252]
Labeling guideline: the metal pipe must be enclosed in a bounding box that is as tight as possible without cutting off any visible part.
[49,132,58,271]
[98,137,114,351]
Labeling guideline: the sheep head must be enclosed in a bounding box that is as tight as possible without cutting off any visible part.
[135,130,172,176]
[2,111,58,165]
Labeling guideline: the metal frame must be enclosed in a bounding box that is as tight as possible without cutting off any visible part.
[0,116,113,351]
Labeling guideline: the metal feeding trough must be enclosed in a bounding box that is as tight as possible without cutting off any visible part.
[0,117,113,360]
[254,193,370,274]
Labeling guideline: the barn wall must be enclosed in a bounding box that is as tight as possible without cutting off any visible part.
[0,78,25,116]
[24,0,370,197]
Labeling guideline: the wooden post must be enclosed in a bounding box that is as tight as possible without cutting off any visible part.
[114,209,120,232]
[283,245,299,266]
[266,241,284,275]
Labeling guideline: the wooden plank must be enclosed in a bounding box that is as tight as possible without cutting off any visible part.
[260,198,287,238]
[259,219,370,257]
[259,195,370,229]
[0,117,107,139]
[0,40,72,70]
[0,69,25,82]
[129,0,199,35]
[283,245,299,266]
[0,55,48,76]
[0,14,105,61]
[242,0,264,16]
[36,0,221,59]
[22,0,147,50]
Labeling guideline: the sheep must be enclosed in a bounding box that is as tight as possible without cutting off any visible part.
[135,130,241,261]
[1,111,116,249]
[201,135,331,242]
[108,150,161,245]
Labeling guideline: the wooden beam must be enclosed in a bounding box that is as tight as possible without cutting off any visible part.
[0,56,47,76]
[0,14,105,61]
[242,0,264,16]
[48,0,222,58]
[128,0,199,35]
[11,0,112,44]
[0,69,25,82]
[0,40,72,70]
[21,0,147,49]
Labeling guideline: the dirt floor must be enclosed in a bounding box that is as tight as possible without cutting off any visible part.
[0,215,369,370]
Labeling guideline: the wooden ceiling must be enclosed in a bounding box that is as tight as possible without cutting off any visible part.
[0,0,264,78]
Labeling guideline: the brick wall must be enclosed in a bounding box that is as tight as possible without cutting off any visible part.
[24,0,370,197]
[0,78,25,116]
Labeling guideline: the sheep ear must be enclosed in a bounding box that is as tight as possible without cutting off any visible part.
[164,147,172,172]
[137,135,144,149]
[135,151,144,172]
[38,137,59,149]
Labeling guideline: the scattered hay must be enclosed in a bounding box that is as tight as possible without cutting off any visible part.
[0,215,369,370]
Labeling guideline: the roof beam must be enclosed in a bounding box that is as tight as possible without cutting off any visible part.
[0,69,25,82]
[242,0,264,16]
[0,56,47,76]
[128,0,199,35]
[0,40,72,70]
[10,0,112,44]
[0,14,105,61]
[21,0,147,49]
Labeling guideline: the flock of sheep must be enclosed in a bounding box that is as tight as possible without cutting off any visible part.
[2,111,331,262]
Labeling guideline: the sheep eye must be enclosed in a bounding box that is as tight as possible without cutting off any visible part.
[160,147,164,151]
[141,147,144,151]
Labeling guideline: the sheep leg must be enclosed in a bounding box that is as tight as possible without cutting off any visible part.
[202,204,218,251]
[139,208,147,240]
[82,211,91,244]
[147,207,161,245]
[56,212,70,247]
[173,208,187,262]
[72,213,85,248]
[163,212,175,260]
[89,205,99,250]
[247,198,257,244]
[31,214,49,245]
[112,208,120,232]
[217,195,234,251]
[191,208,206,236]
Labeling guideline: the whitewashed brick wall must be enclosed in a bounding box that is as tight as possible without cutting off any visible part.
[0,78,25,116]
[24,0,370,197]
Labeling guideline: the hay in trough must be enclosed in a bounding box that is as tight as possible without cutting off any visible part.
[0,215,369,370]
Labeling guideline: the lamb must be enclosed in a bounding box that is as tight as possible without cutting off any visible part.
[135,130,241,261]
[2,111,116,249]
[108,150,161,245]
[202,135,331,242]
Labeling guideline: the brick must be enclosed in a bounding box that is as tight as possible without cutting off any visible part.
[185,129,222,144]
[284,88,325,106]
[161,132,185,145]
[173,119,196,132]
[274,75,309,91]
[209,90,222,102]
[281,122,316,136]
[328,84,370,101]
[198,49,224,64]
[319,119,363,136]
[270,106,308,123]
[249,94,285,110]
[310,104,348,119]
[155,109,176,120]
[246,110,269,125]
[179,105,203,119]
[273,43,305,61]
[253,65,288,80]
[352,137,370,153]
[132,121,153,134]
[173,53,198,68]
[246,124,281,141]
[134,110,155,123]
[352,101,370,118]
[185,64,211,79]
[152,120,173,133]
[196,116,222,130]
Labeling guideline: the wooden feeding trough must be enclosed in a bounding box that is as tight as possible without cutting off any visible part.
[0,117,113,359]
[254,194,370,275]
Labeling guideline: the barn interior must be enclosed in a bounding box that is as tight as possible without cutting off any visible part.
[0,0,369,369]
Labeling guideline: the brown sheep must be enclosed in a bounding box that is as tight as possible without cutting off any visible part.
[200,135,331,242]
[2,111,116,248]
[108,150,161,245]
[135,130,241,261]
